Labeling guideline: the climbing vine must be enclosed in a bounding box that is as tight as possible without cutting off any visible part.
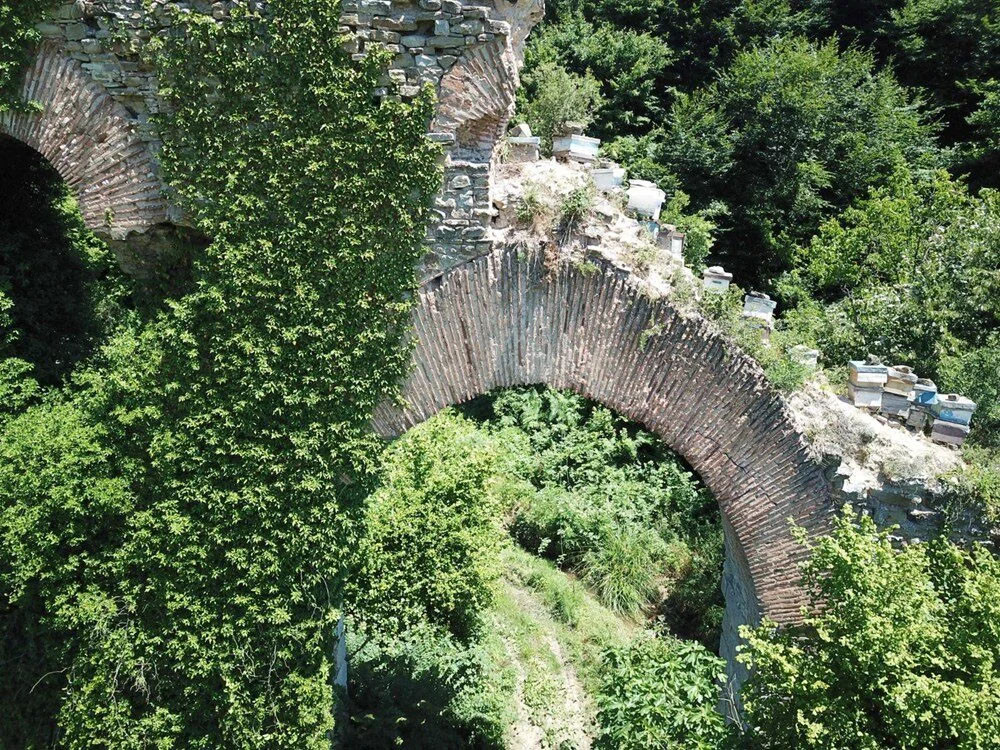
[0,0,440,746]
[0,1,49,111]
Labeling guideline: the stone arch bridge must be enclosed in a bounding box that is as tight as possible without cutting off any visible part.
[372,246,836,678]
[7,0,842,684]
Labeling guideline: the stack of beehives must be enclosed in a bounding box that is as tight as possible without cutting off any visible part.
[848,357,977,447]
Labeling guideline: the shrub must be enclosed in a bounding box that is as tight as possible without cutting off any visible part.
[940,334,1000,449]
[579,525,666,615]
[559,184,595,242]
[346,622,513,749]
[739,506,1000,748]
[663,35,942,285]
[509,486,608,562]
[346,412,506,642]
[0,0,48,110]
[658,526,726,650]
[595,634,730,749]
[515,61,604,155]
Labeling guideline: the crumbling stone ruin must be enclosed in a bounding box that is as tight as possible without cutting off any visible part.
[6,0,980,694]
[6,0,544,278]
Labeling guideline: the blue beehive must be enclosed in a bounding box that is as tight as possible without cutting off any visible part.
[912,379,938,407]
[932,394,977,426]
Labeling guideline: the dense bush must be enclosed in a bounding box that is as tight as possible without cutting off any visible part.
[514,60,603,155]
[740,507,1000,748]
[778,170,1000,442]
[520,12,673,142]
[595,634,730,749]
[346,413,507,642]
[346,623,512,749]
[470,387,725,645]
[661,36,941,284]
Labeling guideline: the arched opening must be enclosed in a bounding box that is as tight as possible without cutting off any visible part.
[0,136,124,384]
[346,384,737,745]
[374,246,836,678]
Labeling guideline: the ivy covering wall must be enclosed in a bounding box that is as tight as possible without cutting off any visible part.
[0,0,440,745]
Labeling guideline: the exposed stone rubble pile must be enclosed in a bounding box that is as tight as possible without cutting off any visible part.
[490,159,701,302]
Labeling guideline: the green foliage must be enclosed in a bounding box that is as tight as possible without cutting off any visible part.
[346,413,506,641]
[940,335,1000,448]
[0,357,39,426]
[779,170,1000,439]
[663,35,941,284]
[0,0,440,745]
[0,0,48,111]
[947,446,1000,523]
[522,12,674,141]
[885,0,1000,185]
[740,506,1000,748]
[475,387,725,646]
[579,526,666,615]
[595,634,730,749]
[514,60,604,154]
[0,138,132,385]
[547,0,805,95]
[658,190,722,271]
[699,285,812,392]
[968,78,1000,157]
[346,622,513,749]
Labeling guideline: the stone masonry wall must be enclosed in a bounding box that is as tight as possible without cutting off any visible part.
[16,0,543,278]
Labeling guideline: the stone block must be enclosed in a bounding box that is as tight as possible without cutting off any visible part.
[400,34,427,47]
[427,35,465,47]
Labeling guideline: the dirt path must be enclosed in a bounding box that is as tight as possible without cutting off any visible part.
[504,632,547,750]
[502,583,595,750]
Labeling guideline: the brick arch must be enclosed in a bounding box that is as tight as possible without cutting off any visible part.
[433,40,519,158]
[0,43,173,241]
[373,246,835,653]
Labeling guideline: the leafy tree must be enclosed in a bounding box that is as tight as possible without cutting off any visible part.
[344,414,514,748]
[595,634,731,749]
[515,60,604,154]
[346,623,512,749]
[941,336,1000,449]
[780,170,1000,436]
[548,0,804,90]
[887,0,1000,184]
[522,13,673,141]
[661,36,941,285]
[740,506,1000,748]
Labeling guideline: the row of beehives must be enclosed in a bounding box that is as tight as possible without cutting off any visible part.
[849,360,977,447]
[696,256,977,447]
[506,123,688,260]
